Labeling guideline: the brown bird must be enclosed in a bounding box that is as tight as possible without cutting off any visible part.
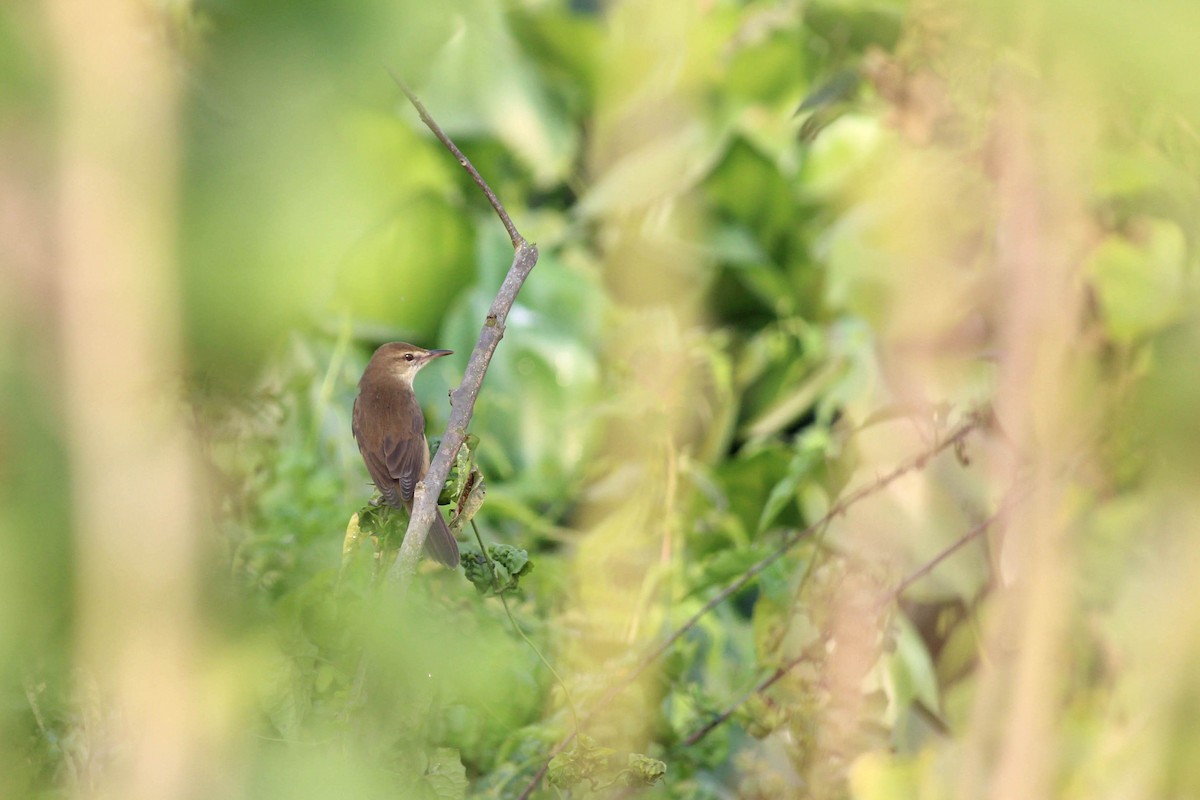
[352,342,460,567]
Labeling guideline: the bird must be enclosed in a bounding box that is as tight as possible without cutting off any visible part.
[352,342,460,567]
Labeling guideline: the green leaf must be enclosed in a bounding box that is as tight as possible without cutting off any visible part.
[753,592,820,665]
[704,136,802,255]
[693,546,770,595]
[336,196,475,338]
[800,113,883,196]
[1086,223,1186,344]
[803,1,905,53]
[510,6,602,107]
[463,544,534,596]
[547,735,615,789]
[887,616,941,717]
[622,753,667,787]
[713,446,795,542]
[757,448,820,534]
[422,748,468,800]
[415,0,577,185]
[727,22,809,106]
[734,693,790,739]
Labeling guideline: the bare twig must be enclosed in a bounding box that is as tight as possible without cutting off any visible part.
[517,413,987,798]
[650,417,983,691]
[386,69,523,249]
[682,484,1023,749]
[384,79,539,585]
[682,653,805,747]
[884,490,1017,605]
[888,510,998,604]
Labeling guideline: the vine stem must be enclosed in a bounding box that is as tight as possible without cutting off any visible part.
[471,520,582,733]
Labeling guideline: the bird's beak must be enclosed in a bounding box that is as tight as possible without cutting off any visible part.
[427,349,453,360]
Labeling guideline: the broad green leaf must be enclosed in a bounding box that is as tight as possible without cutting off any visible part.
[336,196,475,337]
[704,136,803,255]
[693,546,770,596]
[422,748,469,800]
[1087,223,1186,344]
[727,26,809,107]
[757,446,822,533]
[713,446,795,541]
[801,113,883,197]
[804,0,905,53]
[887,616,941,719]
[415,0,577,185]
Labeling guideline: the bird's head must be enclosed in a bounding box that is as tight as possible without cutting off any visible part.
[364,342,453,385]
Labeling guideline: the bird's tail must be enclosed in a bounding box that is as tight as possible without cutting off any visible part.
[425,511,460,567]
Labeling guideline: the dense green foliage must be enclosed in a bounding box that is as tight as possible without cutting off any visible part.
[3,0,1200,798]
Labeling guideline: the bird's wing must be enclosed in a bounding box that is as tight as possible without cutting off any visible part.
[383,432,428,505]
[360,445,404,506]
[352,395,403,507]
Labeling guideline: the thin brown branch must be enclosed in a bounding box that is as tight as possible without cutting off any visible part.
[385,80,539,584]
[386,69,524,249]
[682,653,805,747]
[683,484,1023,749]
[517,413,988,798]
[885,490,1017,605]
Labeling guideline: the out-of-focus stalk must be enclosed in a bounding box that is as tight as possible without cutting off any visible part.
[46,2,206,798]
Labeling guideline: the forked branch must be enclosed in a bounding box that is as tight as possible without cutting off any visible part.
[385,77,538,585]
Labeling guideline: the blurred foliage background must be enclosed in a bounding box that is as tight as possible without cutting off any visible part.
[2,0,1200,798]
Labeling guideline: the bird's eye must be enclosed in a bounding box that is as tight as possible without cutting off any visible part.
[404,353,415,362]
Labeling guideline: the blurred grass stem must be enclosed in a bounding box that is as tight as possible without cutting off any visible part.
[47,1,204,797]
